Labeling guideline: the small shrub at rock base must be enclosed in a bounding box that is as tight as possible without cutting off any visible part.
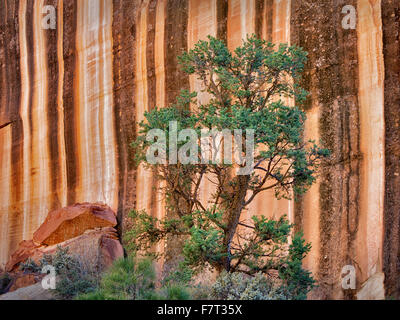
[77,256,157,300]
[77,255,311,300]
[77,256,192,300]
[44,246,99,299]
[211,271,289,300]
[20,258,41,273]
[157,283,192,300]
[20,246,98,299]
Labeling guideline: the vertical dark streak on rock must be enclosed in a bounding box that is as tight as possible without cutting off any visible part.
[163,0,190,276]
[290,0,310,244]
[290,0,314,249]
[165,0,189,106]
[147,0,158,218]
[382,0,400,300]
[1,0,23,255]
[255,0,264,40]
[26,0,34,194]
[63,0,77,205]
[147,0,156,111]
[0,2,10,124]
[265,0,273,42]
[216,0,228,43]
[112,0,137,235]
[335,0,360,300]
[291,0,360,299]
[45,0,60,210]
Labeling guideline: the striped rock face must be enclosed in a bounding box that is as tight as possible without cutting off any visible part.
[0,0,399,299]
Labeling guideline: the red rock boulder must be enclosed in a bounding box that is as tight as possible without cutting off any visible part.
[33,203,117,246]
[6,227,124,273]
[34,227,124,271]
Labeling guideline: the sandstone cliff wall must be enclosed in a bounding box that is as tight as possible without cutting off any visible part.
[0,0,399,299]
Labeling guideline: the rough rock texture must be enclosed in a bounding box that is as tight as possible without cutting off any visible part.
[291,0,386,299]
[381,0,400,300]
[8,273,43,292]
[4,240,38,272]
[0,0,399,299]
[356,272,385,300]
[0,283,56,300]
[33,203,117,245]
[112,0,138,233]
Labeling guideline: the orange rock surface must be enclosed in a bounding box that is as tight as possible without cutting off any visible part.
[5,241,39,272]
[33,203,117,246]
[8,273,42,293]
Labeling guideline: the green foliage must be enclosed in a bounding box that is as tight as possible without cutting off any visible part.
[278,232,315,300]
[163,261,195,284]
[77,256,192,300]
[211,271,288,300]
[158,283,192,300]
[188,283,213,300]
[77,256,156,300]
[20,258,42,273]
[130,34,329,299]
[20,246,98,299]
[43,246,98,299]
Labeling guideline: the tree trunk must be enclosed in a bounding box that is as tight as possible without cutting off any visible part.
[221,175,251,272]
